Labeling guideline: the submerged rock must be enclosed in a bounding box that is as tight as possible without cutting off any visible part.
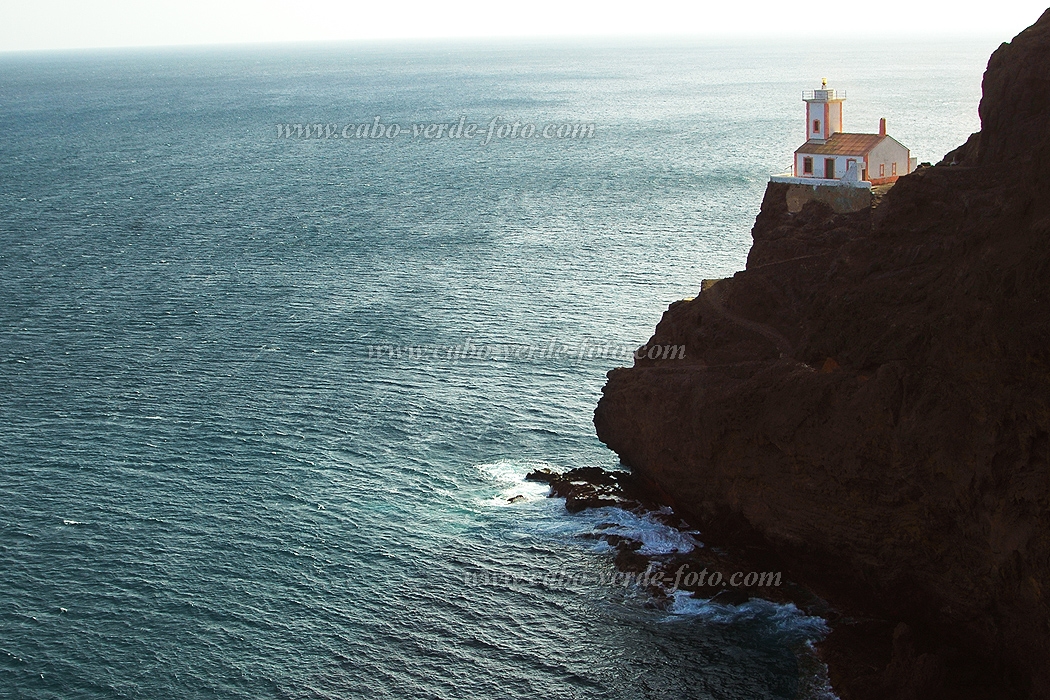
[525,466,645,512]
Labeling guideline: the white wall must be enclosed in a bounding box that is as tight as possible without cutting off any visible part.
[796,152,857,180]
[868,137,911,181]
[828,102,844,135]
[804,100,844,141]
[805,102,823,140]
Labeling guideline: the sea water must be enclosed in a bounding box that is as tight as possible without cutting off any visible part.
[0,37,994,699]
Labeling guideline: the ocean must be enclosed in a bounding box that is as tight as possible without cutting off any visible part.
[0,37,994,698]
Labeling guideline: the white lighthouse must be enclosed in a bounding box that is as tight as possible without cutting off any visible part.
[805,78,844,143]
[774,80,916,187]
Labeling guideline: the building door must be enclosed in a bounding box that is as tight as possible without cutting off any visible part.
[824,158,835,179]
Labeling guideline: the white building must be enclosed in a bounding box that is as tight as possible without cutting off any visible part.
[778,80,916,187]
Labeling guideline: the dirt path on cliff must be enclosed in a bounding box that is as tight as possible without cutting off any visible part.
[702,280,795,359]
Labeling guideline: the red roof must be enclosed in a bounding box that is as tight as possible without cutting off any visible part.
[795,133,887,156]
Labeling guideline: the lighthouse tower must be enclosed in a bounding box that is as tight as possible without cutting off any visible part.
[804,78,844,143]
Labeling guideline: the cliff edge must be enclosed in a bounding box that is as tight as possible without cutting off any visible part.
[595,10,1050,699]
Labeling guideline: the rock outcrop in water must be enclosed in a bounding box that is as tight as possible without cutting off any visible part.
[594,10,1050,699]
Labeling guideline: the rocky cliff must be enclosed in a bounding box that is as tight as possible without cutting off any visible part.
[594,10,1050,699]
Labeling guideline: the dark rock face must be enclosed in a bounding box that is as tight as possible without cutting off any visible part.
[978,9,1050,168]
[594,11,1050,699]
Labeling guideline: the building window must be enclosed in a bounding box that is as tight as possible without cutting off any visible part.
[825,158,835,179]
[892,162,897,176]
[813,119,821,134]
[880,164,885,177]
[803,157,813,175]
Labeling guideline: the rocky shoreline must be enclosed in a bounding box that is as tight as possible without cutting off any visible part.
[524,467,818,608]
[590,10,1050,700]
[528,465,923,698]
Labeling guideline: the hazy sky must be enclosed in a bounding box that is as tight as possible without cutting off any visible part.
[2,0,1047,52]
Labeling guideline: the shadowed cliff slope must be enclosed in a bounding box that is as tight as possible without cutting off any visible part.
[595,10,1050,699]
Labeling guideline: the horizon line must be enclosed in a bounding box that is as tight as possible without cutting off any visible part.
[0,30,1012,57]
